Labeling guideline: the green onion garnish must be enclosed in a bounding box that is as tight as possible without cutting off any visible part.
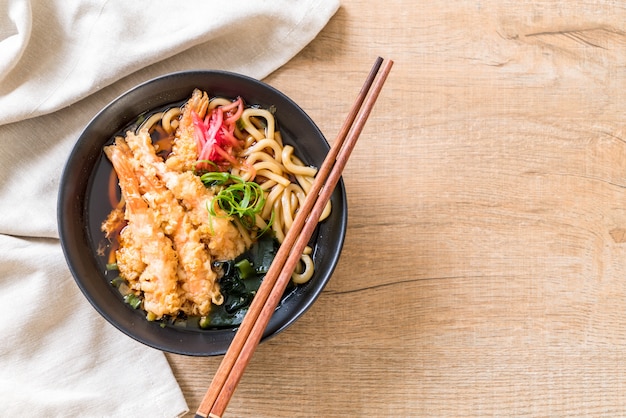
[110,276,125,288]
[200,171,231,186]
[207,174,272,233]
[199,316,211,329]
[235,259,255,280]
[124,293,142,309]
[194,159,219,175]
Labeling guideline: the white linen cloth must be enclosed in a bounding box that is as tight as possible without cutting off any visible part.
[0,0,339,416]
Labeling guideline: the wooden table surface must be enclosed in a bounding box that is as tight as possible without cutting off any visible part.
[167,1,626,416]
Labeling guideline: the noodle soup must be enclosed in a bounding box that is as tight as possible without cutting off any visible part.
[61,70,346,355]
[90,90,328,330]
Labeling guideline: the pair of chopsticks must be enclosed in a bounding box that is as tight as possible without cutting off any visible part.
[195,56,393,418]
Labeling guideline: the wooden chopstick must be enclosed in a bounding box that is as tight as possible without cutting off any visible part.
[195,57,393,418]
[195,57,384,417]
[195,56,384,418]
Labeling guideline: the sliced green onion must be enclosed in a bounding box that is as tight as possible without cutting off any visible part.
[193,159,219,175]
[124,293,142,309]
[235,259,255,280]
[235,118,246,131]
[207,175,269,231]
[259,209,275,237]
[199,316,211,329]
[110,276,125,288]
[200,171,230,186]
[106,262,118,271]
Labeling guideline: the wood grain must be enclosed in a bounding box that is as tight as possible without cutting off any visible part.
[168,1,626,416]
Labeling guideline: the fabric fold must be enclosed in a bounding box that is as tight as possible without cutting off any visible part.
[0,0,340,127]
[0,0,31,84]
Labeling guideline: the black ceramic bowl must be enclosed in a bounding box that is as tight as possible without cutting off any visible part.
[58,70,347,356]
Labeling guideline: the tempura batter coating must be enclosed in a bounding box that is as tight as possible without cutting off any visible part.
[165,88,208,173]
[103,120,246,318]
[104,140,182,319]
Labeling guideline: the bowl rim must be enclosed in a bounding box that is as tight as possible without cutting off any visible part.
[57,70,347,356]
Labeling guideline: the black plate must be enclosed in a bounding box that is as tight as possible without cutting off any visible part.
[57,70,347,356]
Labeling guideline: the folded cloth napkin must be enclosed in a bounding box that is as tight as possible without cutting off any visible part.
[0,0,339,416]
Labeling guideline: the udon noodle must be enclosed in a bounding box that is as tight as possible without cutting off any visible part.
[102,88,329,321]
